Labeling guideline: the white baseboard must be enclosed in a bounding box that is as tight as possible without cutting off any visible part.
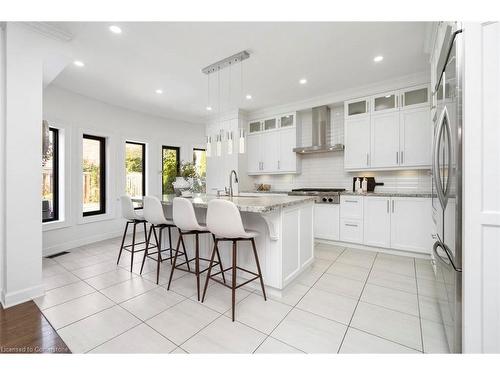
[43,229,126,257]
[315,238,431,259]
[1,284,45,308]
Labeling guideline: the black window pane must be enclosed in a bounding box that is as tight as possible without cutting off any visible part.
[83,135,106,215]
[42,128,59,222]
[162,146,179,196]
[125,142,146,209]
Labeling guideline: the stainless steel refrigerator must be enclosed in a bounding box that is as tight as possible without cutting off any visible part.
[431,22,463,353]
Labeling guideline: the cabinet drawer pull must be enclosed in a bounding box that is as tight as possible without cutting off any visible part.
[345,223,358,227]
[344,200,358,203]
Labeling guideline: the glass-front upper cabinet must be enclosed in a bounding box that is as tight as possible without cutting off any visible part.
[345,97,370,119]
[279,114,295,128]
[401,85,430,109]
[372,91,398,113]
[263,118,277,131]
[249,120,262,133]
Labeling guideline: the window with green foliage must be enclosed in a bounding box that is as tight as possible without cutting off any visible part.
[125,141,146,209]
[42,127,59,222]
[193,148,207,193]
[162,146,180,195]
[83,134,106,216]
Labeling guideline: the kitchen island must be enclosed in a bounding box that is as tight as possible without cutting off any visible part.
[160,194,315,293]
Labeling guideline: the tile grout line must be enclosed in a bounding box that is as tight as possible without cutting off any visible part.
[414,258,425,353]
[252,246,347,353]
[336,251,378,353]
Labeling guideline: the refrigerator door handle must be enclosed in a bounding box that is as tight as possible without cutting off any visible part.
[433,241,461,272]
[433,107,450,209]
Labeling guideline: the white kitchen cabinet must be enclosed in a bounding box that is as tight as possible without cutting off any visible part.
[372,91,399,114]
[345,97,370,119]
[344,117,370,169]
[399,107,432,167]
[279,113,295,128]
[390,197,432,253]
[247,133,262,173]
[363,196,391,248]
[249,120,262,133]
[261,130,279,172]
[370,112,400,168]
[401,84,430,110]
[314,204,340,240]
[340,195,363,219]
[278,127,297,172]
[340,219,364,243]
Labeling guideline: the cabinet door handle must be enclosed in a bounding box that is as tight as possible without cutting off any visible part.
[387,200,389,213]
[401,151,404,164]
[366,153,369,166]
[345,223,358,227]
[278,160,280,170]
[392,200,395,213]
[396,152,399,164]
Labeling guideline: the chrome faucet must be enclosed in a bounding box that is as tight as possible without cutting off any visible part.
[229,170,239,197]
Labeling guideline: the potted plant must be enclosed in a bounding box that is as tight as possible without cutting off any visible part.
[173,161,197,196]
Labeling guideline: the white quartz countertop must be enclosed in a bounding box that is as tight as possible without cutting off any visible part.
[160,194,315,213]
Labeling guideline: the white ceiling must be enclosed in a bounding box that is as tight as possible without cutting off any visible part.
[50,22,432,123]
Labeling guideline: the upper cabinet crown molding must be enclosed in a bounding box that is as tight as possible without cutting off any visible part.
[20,22,74,42]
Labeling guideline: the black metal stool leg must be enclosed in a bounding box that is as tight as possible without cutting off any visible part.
[180,230,191,271]
[168,226,173,264]
[167,234,182,290]
[130,222,137,272]
[117,222,129,265]
[251,238,267,301]
[156,226,163,284]
[201,239,218,303]
[195,233,200,301]
[140,225,153,275]
[231,240,237,322]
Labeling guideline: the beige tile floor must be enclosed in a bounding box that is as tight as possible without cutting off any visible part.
[36,237,450,354]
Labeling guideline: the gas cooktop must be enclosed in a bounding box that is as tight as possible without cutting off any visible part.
[288,188,346,204]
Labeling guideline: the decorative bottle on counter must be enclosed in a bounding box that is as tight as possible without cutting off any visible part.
[355,178,361,193]
[362,177,368,193]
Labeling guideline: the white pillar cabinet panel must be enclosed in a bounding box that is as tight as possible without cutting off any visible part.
[278,127,297,172]
[363,196,391,248]
[370,112,400,168]
[261,130,279,173]
[390,197,432,254]
[299,204,314,267]
[344,117,371,169]
[246,133,262,174]
[400,107,432,167]
[282,208,300,282]
[313,204,340,240]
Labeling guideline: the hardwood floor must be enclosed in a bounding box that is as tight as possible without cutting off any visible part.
[0,301,70,354]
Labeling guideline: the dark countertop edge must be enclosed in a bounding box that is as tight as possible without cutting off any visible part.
[340,191,432,198]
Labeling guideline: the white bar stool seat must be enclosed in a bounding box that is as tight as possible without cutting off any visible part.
[167,197,226,301]
[139,196,184,284]
[202,199,267,321]
[116,196,148,272]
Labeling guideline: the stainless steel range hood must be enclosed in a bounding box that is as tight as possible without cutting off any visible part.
[293,105,344,154]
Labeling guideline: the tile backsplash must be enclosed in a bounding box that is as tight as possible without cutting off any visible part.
[250,152,431,192]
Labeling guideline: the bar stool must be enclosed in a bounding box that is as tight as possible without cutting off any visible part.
[202,199,267,321]
[167,197,226,301]
[140,196,185,284]
[117,195,148,272]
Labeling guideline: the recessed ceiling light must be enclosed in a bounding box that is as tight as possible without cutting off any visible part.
[373,55,384,62]
[206,106,212,111]
[73,60,85,67]
[155,89,163,94]
[245,94,252,100]
[299,78,307,85]
[109,25,122,34]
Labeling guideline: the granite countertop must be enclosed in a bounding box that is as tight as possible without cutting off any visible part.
[239,190,291,195]
[160,194,315,213]
[341,191,433,198]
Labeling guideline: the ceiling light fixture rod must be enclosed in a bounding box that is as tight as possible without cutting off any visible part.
[202,50,250,75]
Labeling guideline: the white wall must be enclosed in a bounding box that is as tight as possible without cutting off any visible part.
[42,85,205,256]
[0,23,71,307]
